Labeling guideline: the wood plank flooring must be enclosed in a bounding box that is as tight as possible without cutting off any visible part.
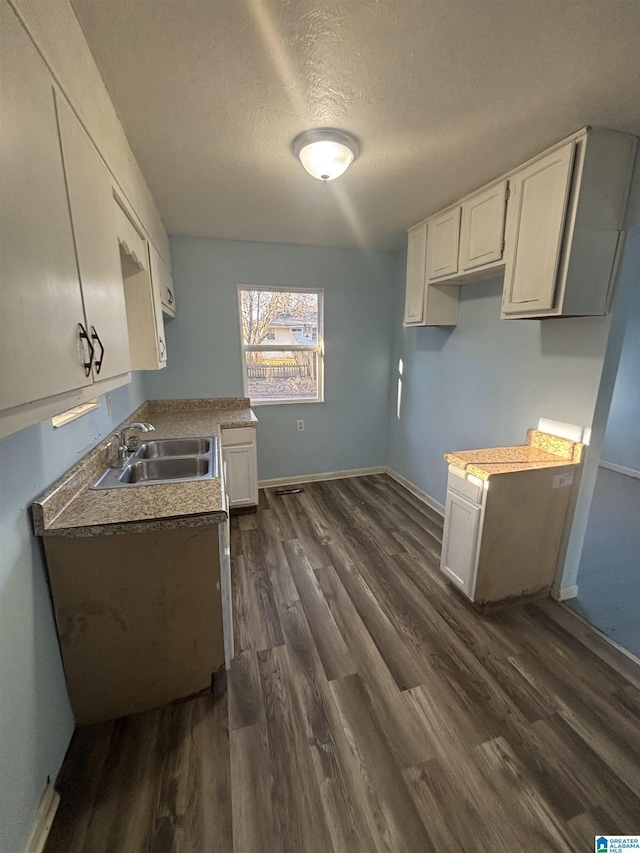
[45,474,640,852]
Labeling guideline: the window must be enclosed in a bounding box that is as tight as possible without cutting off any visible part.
[238,286,323,404]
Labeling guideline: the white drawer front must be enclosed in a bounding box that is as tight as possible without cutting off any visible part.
[221,426,256,446]
[447,467,483,504]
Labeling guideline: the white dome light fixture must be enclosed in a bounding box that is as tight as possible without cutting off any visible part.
[292,128,359,181]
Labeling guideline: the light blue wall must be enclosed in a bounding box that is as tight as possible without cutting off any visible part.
[0,375,146,853]
[387,269,612,506]
[600,260,640,472]
[560,154,640,589]
[145,237,397,480]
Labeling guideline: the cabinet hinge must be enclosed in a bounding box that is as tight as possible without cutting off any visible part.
[505,184,511,202]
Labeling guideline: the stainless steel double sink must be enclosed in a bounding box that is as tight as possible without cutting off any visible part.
[91,437,218,489]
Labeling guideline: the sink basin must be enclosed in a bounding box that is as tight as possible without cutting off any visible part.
[134,438,211,458]
[121,457,211,484]
[91,436,218,489]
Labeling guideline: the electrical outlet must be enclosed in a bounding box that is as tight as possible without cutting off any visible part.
[552,471,574,489]
[106,394,112,417]
[297,419,305,432]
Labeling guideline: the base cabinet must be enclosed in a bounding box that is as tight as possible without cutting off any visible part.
[43,523,225,725]
[440,464,578,610]
[221,427,258,508]
[441,489,482,596]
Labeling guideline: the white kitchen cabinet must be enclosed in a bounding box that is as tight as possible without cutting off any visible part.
[219,464,234,669]
[0,5,132,439]
[221,427,258,508]
[56,92,131,383]
[501,142,575,315]
[0,4,90,415]
[117,204,167,371]
[148,244,172,360]
[459,180,508,272]
[426,207,461,281]
[403,222,459,326]
[502,128,636,319]
[441,484,483,597]
[154,250,176,318]
[440,459,580,611]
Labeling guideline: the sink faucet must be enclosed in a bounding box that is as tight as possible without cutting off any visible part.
[110,423,155,467]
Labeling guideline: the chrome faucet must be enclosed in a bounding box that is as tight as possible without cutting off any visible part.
[110,422,155,467]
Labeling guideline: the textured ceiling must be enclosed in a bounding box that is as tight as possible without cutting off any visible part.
[71,0,640,250]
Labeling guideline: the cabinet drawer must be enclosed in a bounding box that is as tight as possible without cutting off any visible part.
[221,427,255,446]
[447,467,483,504]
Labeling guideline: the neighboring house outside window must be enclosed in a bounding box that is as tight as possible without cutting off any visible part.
[237,286,324,404]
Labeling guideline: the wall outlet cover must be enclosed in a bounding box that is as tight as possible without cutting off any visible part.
[552,471,575,489]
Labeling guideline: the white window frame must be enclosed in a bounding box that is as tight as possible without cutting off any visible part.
[237,285,324,405]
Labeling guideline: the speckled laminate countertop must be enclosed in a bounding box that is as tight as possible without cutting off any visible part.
[444,429,584,480]
[32,398,257,537]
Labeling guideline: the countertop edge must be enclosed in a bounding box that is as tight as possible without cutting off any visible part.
[41,511,227,538]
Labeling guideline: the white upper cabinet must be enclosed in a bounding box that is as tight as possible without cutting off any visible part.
[0,3,89,414]
[1,4,177,436]
[426,207,461,280]
[404,223,459,326]
[56,93,131,382]
[149,245,173,364]
[502,128,636,319]
[116,203,167,371]
[459,180,508,272]
[404,126,636,325]
[501,143,575,315]
[404,224,428,323]
[160,265,176,317]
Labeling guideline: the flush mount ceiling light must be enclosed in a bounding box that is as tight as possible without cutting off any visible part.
[292,128,359,181]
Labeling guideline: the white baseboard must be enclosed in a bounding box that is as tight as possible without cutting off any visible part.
[557,602,640,668]
[258,466,446,520]
[23,784,60,853]
[552,584,579,602]
[385,468,445,516]
[599,460,640,480]
[259,466,386,489]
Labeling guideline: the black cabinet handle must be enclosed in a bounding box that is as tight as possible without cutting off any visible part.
[91,326,105,374]
[78,323,94,377]
[167,288,174,305]
[158,336,166,359]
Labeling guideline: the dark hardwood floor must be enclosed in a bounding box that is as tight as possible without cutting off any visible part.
[45,474,640,852]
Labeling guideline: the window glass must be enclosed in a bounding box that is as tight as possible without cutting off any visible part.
[238,288,323,404]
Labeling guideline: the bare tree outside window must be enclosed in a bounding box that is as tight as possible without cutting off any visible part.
[238,287,323,403]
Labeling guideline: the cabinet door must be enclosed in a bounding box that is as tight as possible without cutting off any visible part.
[426,207,461,280]
[440,490,481,598]
[118,207,166,371]
[56,93,131,382]
[161,269,176,316]
[222,444,258,507]
[152,248,176,317]
[149,245,169,365]
[0,4,89,411]
[218,508,234,669]
[502,142,575,315]
[459,181,507,271]
[403,223,427,324]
